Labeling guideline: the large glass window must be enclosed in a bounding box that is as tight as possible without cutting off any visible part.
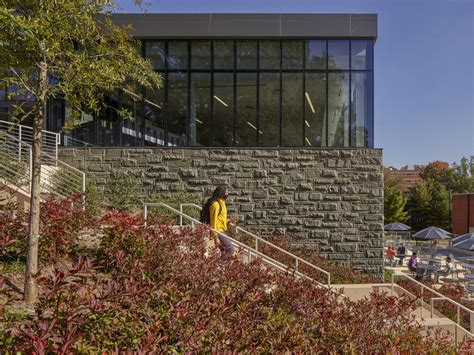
[351,40,373,70]
[144,87,165,146]
[305,40,326,70]
[236,41,257,70]
[305,73,326,147]
[328,40,349,70]
[328,72,349,147]
[190,73,211,146]
[64,39,373,148]
[191,41,211,70]
[167,41,188,71]
[214,41,234,70]
[282,73,303,146]
[259,41,280,70]
[259,73,280,146]
[213,73,234,146]
[167,73,187,146]
[146,41,165,70]
[282,41,303,70]
[351,72,373,147]
[236,73,257,147]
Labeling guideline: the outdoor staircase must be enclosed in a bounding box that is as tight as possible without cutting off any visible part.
[0,121,85,208]
[144,202,473,346]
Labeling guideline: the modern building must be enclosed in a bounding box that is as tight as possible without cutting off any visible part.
[2,14,384,275]
[452,193,474,235]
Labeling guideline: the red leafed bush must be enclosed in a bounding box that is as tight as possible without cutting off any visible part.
[0,208,28,258]
[39,194,95,262]
[1,210,460,353]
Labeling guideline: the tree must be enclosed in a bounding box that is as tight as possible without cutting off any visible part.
[419,161,450,181]
[426,180,449,230]
[0,0,161,302]
[384,187,409,224]
[406,181,432,231]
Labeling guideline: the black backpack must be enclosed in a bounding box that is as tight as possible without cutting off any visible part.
[200,198,221,224]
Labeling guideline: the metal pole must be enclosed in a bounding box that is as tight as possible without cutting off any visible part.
[430,299,434,318]
[143,204,147,227]
[28,147,32,193]
[391,273,394,296]
[179,204,183,227]
[255,237,258,253]
[18,125,22,161]
[295,258,299,272]
[420,286,424,318]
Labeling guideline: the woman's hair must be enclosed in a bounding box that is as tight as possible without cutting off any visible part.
[211,185,228,200]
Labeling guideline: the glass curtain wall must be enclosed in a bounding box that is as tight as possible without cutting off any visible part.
[66,39,374,148]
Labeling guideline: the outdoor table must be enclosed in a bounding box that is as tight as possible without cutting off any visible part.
[416,264,439,280]
[464,273,474,280]
[423,258,441,265]
[461,263,474,270]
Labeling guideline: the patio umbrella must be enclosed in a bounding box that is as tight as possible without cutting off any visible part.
[384,222,411,231]
[412,227,451,240]
[452,233,474,244]
[453,234,474,251]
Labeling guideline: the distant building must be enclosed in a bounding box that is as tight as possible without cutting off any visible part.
[388,165,425,194]
[452,193,474,235]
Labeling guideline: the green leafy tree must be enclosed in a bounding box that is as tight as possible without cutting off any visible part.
[384,187,409,224]
[425,180,449,230]
[0,0,161,302]
[406,180,432,231]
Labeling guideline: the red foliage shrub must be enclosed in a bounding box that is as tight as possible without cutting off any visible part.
[39,194,95,262]
[1,211,459,352]
[0,209,28,258]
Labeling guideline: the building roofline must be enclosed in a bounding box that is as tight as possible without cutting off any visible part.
[110,13,378,40]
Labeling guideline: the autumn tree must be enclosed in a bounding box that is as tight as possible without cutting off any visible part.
[0,0,161,302]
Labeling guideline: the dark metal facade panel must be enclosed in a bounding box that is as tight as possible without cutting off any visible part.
[110,13,377,39]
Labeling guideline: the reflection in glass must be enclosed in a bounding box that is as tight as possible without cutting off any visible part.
[351,40,373,70]
[282,41,303,69]
[146,41,165,70]
[213,73,234,146]
[236,73,257,147]
[97,95,119,146]
[305,40,327,69]
[328,40,349,70]
[282,73,303,146]
[121,93,138,146]
[236,41,257,69]
[167,41,188,70]
[259,41,280,70]
[328,72,349,147]
[143,87,165,146]
[214,41,234,70]
[305,73,326,147]
[191,41,211,70]
[351,72,373,147]
[167,73,188,146]
[190,73,211,146]
[259,73,280,146]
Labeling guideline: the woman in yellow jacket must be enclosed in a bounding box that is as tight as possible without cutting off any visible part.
[208,185,235,258]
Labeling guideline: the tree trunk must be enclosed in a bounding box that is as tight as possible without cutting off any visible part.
[24,64,47,303]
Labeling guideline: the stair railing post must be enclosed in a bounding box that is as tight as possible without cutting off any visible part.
[430,299,434,318]
[18,125,22,162]
[420,286,424,318]
[143,203,148,227]
[179,204,183,227]
[470,310,474,333]
[391,273,394,296]
[255,237,258,254]
[295,258,299,272]
[28,147,32,193]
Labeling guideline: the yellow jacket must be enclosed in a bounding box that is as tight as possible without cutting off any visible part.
[210,199,227,235]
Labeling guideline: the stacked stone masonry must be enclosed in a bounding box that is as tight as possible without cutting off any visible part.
[59,148,384,276]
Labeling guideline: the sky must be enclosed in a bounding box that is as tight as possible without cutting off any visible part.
[115,0,474,168]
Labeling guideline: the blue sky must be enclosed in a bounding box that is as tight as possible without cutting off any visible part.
[116,0,474,168]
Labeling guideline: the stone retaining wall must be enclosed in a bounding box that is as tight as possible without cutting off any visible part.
[59,147,384,275]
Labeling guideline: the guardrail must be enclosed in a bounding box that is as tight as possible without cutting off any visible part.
[143,202,331,289]
[390,273,474,339]
[63,135,95,147]
[0,120,60,161]
[179,203,331,286]
[0,131,85,198]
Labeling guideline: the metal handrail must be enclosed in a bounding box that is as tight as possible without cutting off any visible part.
[391,273,474,336]
[179,203,331,286]
[0,131,85,197]
[0,120,61,160]
[144,202,332,290]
